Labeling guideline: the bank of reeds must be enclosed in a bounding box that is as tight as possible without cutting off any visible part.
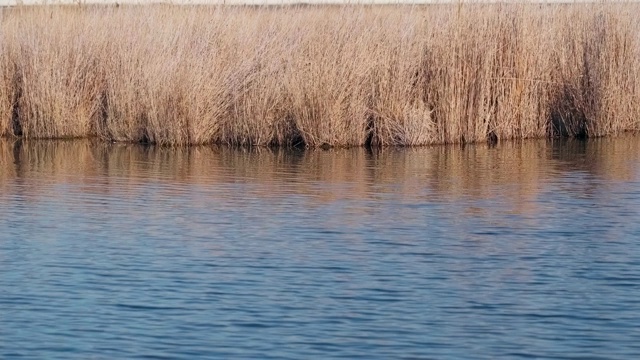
[1,3,639,147]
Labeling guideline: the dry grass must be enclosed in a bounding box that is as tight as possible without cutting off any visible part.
[1,3,639,147]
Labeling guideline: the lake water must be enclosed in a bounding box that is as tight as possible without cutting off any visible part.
[1,138,640,359]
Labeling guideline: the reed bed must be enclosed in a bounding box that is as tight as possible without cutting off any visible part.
[1,3,639,147]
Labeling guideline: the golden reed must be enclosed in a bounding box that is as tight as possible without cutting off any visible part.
[1,3,639,147]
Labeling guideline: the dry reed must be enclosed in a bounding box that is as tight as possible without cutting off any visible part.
[1,3,639,147]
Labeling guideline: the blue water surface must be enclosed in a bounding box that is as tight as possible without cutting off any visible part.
[1,138,640,359]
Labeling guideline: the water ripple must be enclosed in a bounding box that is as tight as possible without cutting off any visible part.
[1,139,640,359]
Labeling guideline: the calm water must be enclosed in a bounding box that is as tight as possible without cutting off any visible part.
[1,138,640,359]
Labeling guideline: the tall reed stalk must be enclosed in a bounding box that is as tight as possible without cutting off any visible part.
[1,3,639,147]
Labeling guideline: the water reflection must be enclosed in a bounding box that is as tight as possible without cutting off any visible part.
[2,137,639,207]
[2,138,639,253]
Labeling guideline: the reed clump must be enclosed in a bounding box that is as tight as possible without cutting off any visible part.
[1,3,639,147]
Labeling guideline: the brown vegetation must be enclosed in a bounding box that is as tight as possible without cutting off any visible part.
[1,3,639,147]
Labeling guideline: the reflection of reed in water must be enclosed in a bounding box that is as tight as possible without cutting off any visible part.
[550,138,639,182]
[2,138,640,213]
[0,140,17,183]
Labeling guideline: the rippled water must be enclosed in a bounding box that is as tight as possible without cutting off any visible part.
[1,138,640,359]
